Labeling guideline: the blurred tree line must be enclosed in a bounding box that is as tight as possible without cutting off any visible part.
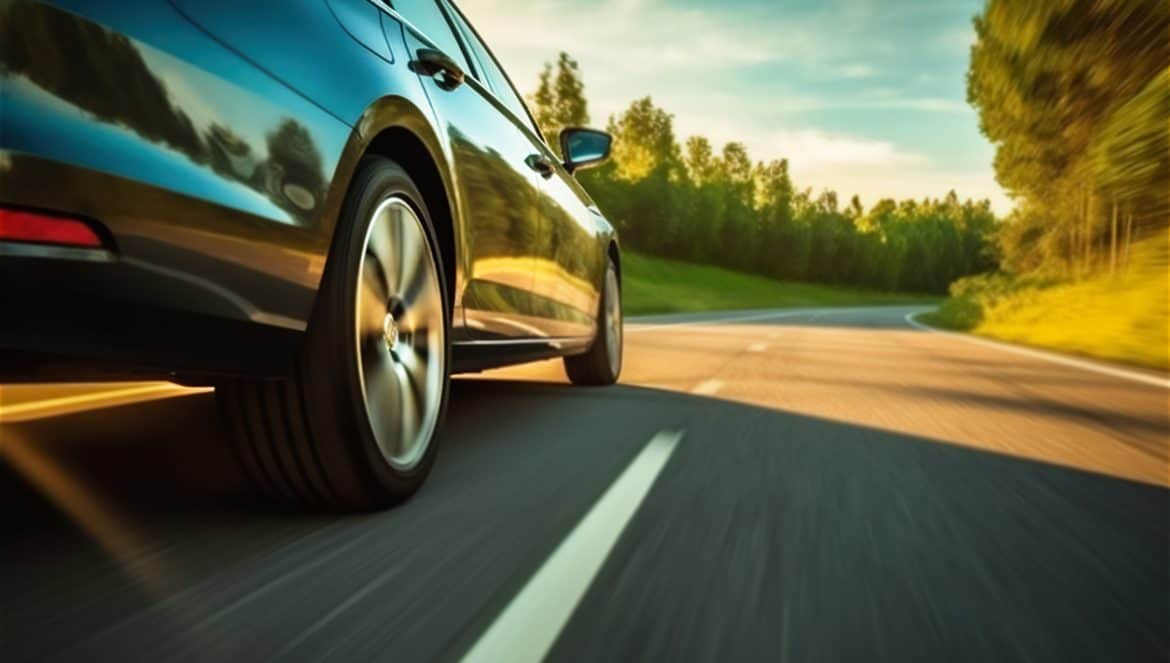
[530,55,999,295]
[968,0,1169,276]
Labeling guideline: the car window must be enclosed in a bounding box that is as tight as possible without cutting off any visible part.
[443,2,541,139]
[389,0,472,74]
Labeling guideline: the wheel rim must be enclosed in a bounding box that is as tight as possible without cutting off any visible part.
[604,267,622,376]
[354,197,445,471]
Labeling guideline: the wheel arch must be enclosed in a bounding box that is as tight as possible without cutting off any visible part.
[607,238,622,286]
[364,127,458,309]
[319,96,463,319]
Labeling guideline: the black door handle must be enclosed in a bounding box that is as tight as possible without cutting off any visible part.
[525,154,555,179]
[412,48,465,90]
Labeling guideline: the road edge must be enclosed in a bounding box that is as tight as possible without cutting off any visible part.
[904,311,1170,389]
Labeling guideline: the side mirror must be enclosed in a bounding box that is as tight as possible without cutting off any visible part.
[560,128,612,174]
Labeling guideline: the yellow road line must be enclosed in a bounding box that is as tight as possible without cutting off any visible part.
[1,384,211,423]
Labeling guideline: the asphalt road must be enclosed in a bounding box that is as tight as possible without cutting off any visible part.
[2,306,1167,662]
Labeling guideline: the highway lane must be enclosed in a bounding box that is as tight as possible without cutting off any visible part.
[1,306,1166,661]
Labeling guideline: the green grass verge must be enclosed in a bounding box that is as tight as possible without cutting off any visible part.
[622,251,938,316]
[922,237,1169,370]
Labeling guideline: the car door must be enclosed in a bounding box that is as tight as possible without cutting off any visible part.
[440,1,598,340]
[385,0,547,341]
[538,169,609,339]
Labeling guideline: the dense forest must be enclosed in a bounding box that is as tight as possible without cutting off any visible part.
[967,0,1168,276]
[528,55,1000,295]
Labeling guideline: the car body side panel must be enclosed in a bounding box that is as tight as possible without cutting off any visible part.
[391,8,555,341]
[325,0,396,64]
[166,0,389,128]
[538,167,611,338]
[165,0,471,329]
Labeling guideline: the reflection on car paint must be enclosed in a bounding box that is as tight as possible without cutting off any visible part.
[0,1,333,227]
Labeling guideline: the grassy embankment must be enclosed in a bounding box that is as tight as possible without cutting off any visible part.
[622,252,938,316]
[922,236,1169,370]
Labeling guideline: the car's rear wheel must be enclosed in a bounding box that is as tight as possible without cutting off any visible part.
[564,257,622,386]
[218,157,449,510]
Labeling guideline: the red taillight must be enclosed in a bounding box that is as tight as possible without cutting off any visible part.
[0,208,103,248]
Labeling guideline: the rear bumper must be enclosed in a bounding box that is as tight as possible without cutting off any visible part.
[0,240,305,382]
[0,153,311,381]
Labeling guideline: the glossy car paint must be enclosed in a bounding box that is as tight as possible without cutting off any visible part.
[0,0,616,380]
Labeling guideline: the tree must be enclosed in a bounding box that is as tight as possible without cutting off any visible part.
[530,64,557,145]
[968,0,1170,276]
[598,97,683,251]
[528,52,589,152]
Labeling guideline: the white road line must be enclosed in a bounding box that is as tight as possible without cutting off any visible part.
[905,312,1170,389]
[0,384,209,423]
[460,430,684,663]
[691,379,725,395]
[747,343,769,353]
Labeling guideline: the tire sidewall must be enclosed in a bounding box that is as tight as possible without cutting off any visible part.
[312,157,451,500]
[606,261,623,380]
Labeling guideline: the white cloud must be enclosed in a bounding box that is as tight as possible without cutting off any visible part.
[937,25,979,55]
[838,64,877,79]
[766,129,926,168]
[462,0,804,97]
[869,97,970,113]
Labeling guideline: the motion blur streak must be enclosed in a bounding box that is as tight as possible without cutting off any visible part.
[0,384,209,422]
[461,430,682,663]
[0,428,170,592]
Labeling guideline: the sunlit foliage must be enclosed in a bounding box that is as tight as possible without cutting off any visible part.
[529,53,999,295]
[968,0,1169,276]
[930,0,1169,368]
[928,235,1169,368]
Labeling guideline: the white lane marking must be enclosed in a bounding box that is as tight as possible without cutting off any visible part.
[0,384,209,423]
[691,379,725,395]
[905,312,1170,389]
[747,343,769,353]
[460,430,684,663]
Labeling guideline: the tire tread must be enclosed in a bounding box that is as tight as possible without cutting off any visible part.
[217,156,447,511]
[564,260,621,386]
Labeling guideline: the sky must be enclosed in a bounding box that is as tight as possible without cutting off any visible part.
[458,0,1011,215]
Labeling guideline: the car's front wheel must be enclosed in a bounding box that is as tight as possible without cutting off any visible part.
[564,257,622,386]
[219,157,449,510]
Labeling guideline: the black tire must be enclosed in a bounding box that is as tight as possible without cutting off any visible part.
[218,157,450,510]
[564,256,622,386]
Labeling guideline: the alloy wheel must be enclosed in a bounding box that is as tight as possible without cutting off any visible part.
[354,196,445,471]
